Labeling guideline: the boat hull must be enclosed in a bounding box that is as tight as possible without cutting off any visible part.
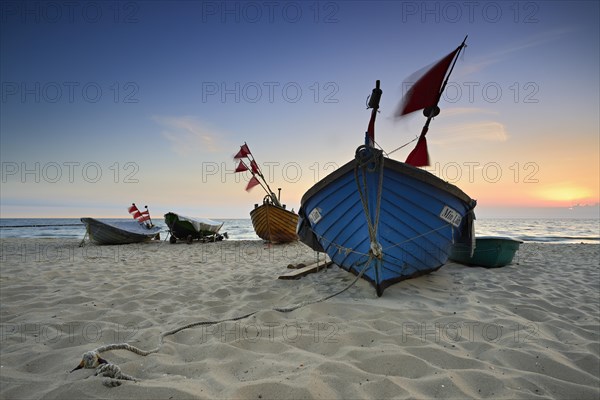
[297,148,476,296]
[250,203,298,243]
[164,212,224,243]
[449,236,523,268]
[81,218,161,245]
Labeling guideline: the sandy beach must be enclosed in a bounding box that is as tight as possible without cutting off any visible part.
[0,238,598,399]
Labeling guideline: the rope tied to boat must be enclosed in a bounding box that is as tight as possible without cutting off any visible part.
[354,145,385,260]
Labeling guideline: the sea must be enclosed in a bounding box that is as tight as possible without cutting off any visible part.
[0,218,598,244]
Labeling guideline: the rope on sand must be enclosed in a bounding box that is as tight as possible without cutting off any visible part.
[69,263,369,386]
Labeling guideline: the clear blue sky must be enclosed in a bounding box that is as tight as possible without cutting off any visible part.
[1,1,599,219]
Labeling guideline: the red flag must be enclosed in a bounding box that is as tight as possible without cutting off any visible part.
[405,133,430,167]
[395,47,461,117]
[250,160,259,174]
[137,211,151,222]
[128,203,139,215]
[245,176,260,191]
[234,144,251,159]
[235,161,248,173]
[128,203,144,220]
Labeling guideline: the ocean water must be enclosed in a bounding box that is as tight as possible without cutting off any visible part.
[0,218,259,241]
[0,218,598,244]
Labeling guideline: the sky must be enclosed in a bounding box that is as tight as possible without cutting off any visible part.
[1,0,599,219]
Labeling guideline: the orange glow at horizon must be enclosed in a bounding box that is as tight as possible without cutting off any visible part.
[458,180,599,209]
[534,185,597,206]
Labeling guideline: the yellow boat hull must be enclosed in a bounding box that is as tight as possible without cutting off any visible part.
[250,203,298,243]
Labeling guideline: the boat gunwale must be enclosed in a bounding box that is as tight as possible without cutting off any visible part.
[300,155,475,207]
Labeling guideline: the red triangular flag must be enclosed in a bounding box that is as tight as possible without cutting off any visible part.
[128,203,144,220]
[395,47,461,117]
[250,160,259,174]
[245,176,260,191]
[128,203,139,215]
[234,144,251,159]
[235,161,248,173]
[405,134,430,167]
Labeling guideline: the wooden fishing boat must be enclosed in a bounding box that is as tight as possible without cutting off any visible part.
[80,218,161,245]
[164,212,225,244]
[233,143,298,243]
[449,236,523,268]
[297,38,477,296]
[250,197,298,243]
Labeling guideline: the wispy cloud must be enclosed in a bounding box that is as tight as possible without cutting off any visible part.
[463,28,573,75]
[439,107,499,117]
[153,116,224,156]
[431,120,509,145]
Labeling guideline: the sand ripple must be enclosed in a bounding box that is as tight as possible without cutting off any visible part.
[1,239,598,399]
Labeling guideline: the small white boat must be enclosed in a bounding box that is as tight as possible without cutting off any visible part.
[80,218,161,245]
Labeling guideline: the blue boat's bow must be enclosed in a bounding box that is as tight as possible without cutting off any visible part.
[298,54,476,296]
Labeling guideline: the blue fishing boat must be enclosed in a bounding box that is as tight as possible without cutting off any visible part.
[297,38,476,296]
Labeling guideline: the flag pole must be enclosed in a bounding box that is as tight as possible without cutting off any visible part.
[144,205,154,227]
[252,163,282,207]
[237,157,282,207]
[234,142,283,207]
[244,143,282,207]
[366,80,382,148]
[405,36,468,166]
[422,35,468,131]
[238,159,271,196]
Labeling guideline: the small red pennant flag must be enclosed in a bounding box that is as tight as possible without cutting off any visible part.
[127,203,139,215]
[245,176,260,191]
[405,133,430,167]
[235,161,248,173]
[234,143,251,159]
[128,203,144,220]
[250,160,259,174]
